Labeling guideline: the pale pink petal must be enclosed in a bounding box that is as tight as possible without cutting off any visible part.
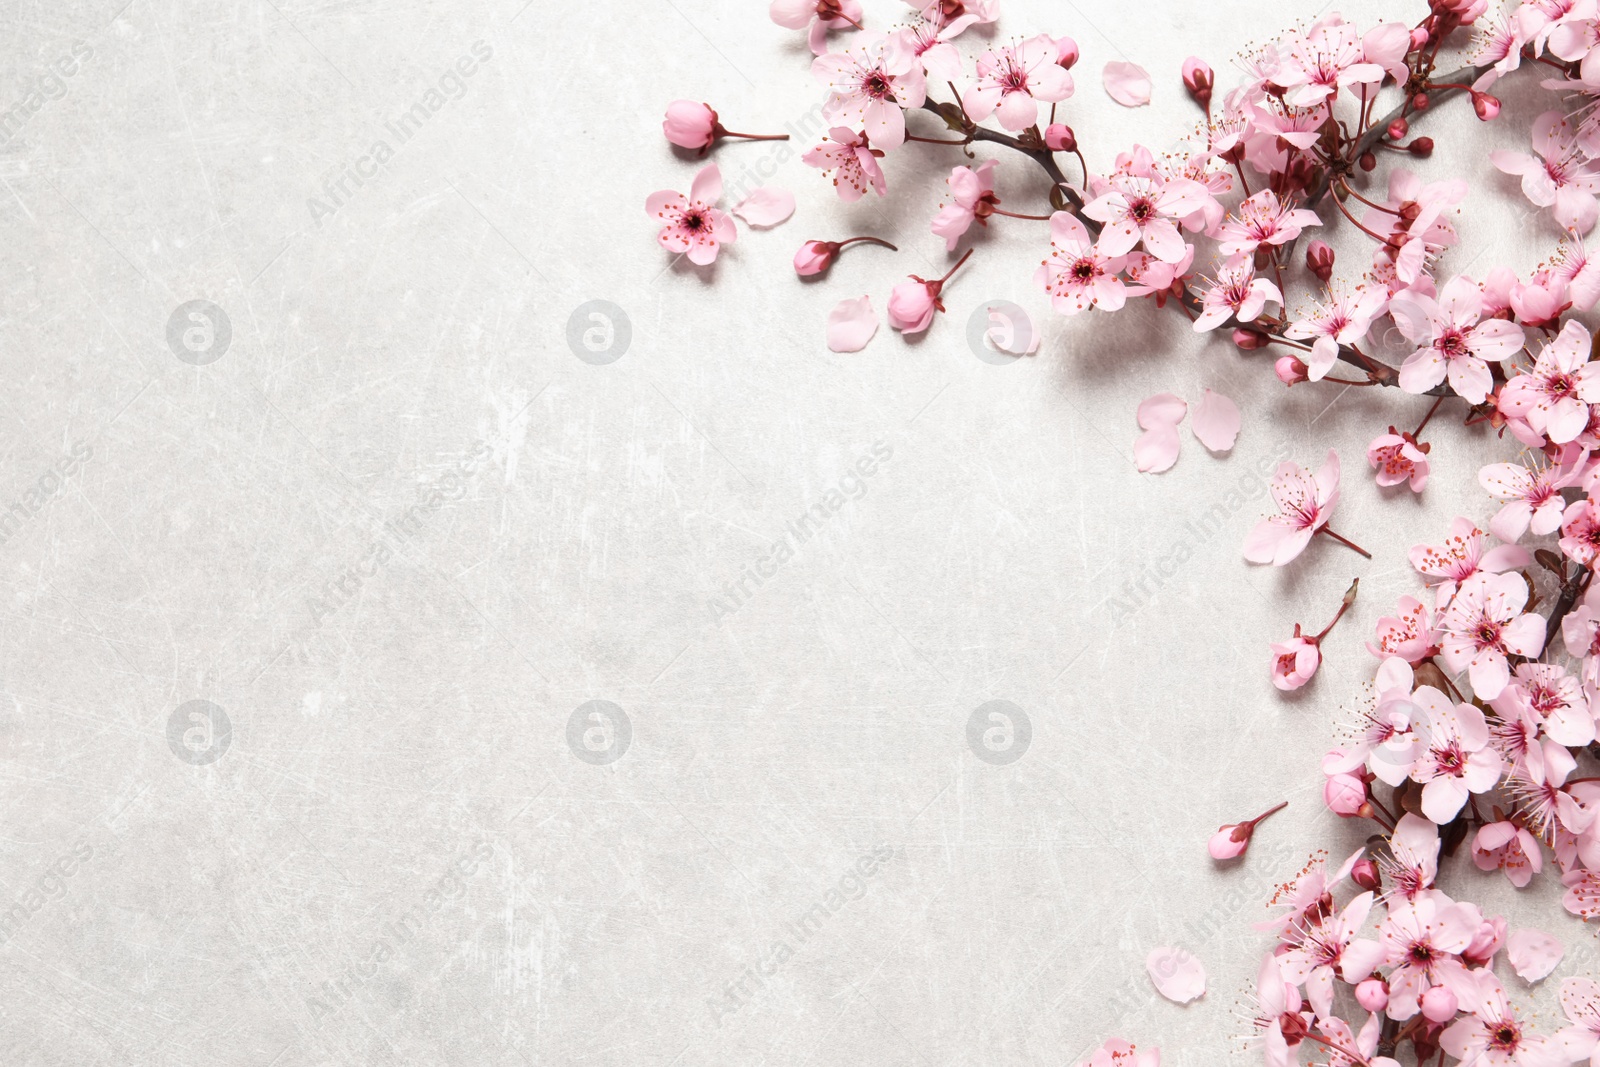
[826,295,878,352]
[986,305,1040,354]
[1137,392,1188,429]
[1146,946,1206,1003]
[1507,928,1564,983]
[689,162,723,206]
[732,187,796,227]
[1135,426,1181,473]
[1191,389,1241,453]
[1103,61,1152,107]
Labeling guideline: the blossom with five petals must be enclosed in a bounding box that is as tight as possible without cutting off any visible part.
[1390,275,1527,404]
[645,163,737,265]
[962,35,1074,132]
[1436,571,1546,701]
[812,33,927,149]
[1243,450,1341,566]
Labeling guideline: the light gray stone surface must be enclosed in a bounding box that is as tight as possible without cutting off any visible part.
[0,1,1587,1064]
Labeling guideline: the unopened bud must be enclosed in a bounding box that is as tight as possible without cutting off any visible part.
[1306,239,1335,283]
[1472,91,1501,120]
[1387,117,1409,140]
[1043,123,1076,152]
[1182,56,1214,109]
[1412,92,1430,110]
[1408,136,1435,157]
[1358,151,1377,172]
[1350,856,1381,891]
[1234,327,1271,351]
[1275,354,1309,384]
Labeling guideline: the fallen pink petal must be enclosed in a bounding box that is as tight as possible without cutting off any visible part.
[1507,928,1563,982]
[1146,946,1205,1003]
[732,187,796,227]
[1190,389,1240,452]
[1102,60,1152,107]
[826,295,878,352]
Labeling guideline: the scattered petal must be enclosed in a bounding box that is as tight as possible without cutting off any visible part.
[732,187,796,227]
[1103,61,1152,107]
[1137,392,1188,429]
[1146,946,1206,1003]
[826,295,878,352]
[986,304,1041,355]
[1192,389,1241,452]
[1507,928,1563,983]
[1135,426,1181,473]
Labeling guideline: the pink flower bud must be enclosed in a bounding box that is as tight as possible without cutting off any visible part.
[1463,915,1506,966]
[888,278,940,334]
[1044,123,1076,152]
[1354,978,1389,1012]
[1233,327,1270,351]
[794,240,839,277]
[1182,57,1214,109]
[1305,239,1335,283]
[1208,802,1286,860]
[1420,984,1458,1023]
[1271,632,1321,690]
[1410,27,1430,49]
[1350,856,1381,891]
[1387,117,1409,140]
[1053,36,1079,69]
[1323,772,1367,816]
[1274,354,1309,384]
[1408,137,1434,157]
[1412,92,1430,110]
[1471,91,1500,121]
[663,100,719,152]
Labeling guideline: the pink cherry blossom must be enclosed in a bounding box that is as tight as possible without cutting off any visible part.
[812,33,927,149]
[890,22,963,82]
[1084,171,1209,264]
[1408,517,1531,597]
[1078,1038,1159,1067]
[1406,682,1505,820]
[904,0,998,41]
[1441,975,1559,1066]
[1371,893,1481,1020]
[1480,455,1581,542]
[645,163,737,265]
[1557,978,1600,1061]
[1437,571,1546,700]
[1216,190,1323,256]
[1283,285,1386,380]
[1390,275,1527,404]
[802,127,887,201]
[1036,213,1127,315]
[1243,450,1344,566]
[1473,821,1544,887]
[1367,596,1438,664]
[963,35,1074,132]
[771,0,864,55]
[1280,891,1380,1018]
[1561,495,1600,566]
[931,160,997,251]
[1501,319,1600,444]
[1367,429,1430,492]
[1491,110,1600,233]
[1270,630,1320,690]
[1191,256,1281,330]
[1275,18,1386,106]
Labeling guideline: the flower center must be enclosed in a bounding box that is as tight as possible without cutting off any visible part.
[1128,197,1155,223]
[682,210,708,233]
[1490,1022,1520,1050]
[1071,258,1097,281]
[862,70,893,100]
[1437,330,1469,358]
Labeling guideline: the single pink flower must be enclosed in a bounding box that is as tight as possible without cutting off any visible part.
[1283,285,1386,381]
[1436,571,1546,701]
[1557,978,1600,1060]
[1501,319,1600,444]
[1561,495,1600,566]
[962,35,1074,131]
[1084,171,1209,263]
[1270,579,1358,690]
[887,248,972,335]
[1473,821,1544,888]
[1371,893,1480,1020]
[1367,596,1438,664]
[1390,275,1526,404]
[802,126,887,202]
[645,163,737,265]
[1480,455,1581,542]
[1408,516,1530,597]
[1407,683,1504,821]
[771,0,864,56]
[1243,450,1353,566]
[1491,110,1600,233]
[1275,18,1386,106]
[1441,975,1558,1066]
[1279,891,1381,1018]
[1216,190,1322,256]
[1367,428,1430,492]
[1035,213,1127,315]
[812,33,926,149]
[1191,256,1281,331]
[931,160,998,251]
[903,0,998,41]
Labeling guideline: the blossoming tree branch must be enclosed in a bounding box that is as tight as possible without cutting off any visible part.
[651,0,1600,1063]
